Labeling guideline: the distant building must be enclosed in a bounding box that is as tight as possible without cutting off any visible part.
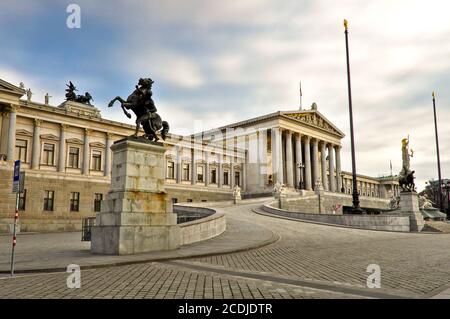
[0,78,398,232]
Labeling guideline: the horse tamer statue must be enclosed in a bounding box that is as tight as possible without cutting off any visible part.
[398,138,416,192]
[108,78,169,142]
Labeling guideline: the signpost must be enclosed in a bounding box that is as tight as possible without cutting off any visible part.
[10,160,21,276]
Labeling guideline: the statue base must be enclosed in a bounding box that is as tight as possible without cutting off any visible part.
[91,136,180,255]
[233,195,242,205]
[400,191,424,232]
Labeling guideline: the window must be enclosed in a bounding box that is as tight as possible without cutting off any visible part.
[42,143,55,166]
[187,199,193,203]
[18,190,26,211]
[167,161,174,179]
[70,192,80,212]
[94,193,103,212]
[201,200,207,202]
[182,163,190,181]
[223,171,229,185]
[43,190,54,211]
[68,147,79,168]
[172,198,178,204]
[197,165,204,182]
[235,172,240,187]
[92,150,102,171]
[15,139,27,162]
[211,168,217,184]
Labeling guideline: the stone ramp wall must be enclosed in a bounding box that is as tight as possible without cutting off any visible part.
[263,200,410,232]
[173,204,226,245]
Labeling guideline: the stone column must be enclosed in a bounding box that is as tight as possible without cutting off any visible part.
[328,144,336,192]
[6,105,17,161]
[58,124,67,172]
[218,154,223,188]
[190,148,195,185]
[31,119,42,169]
[285,131,294,187]
[176,146,182,183]
[295,133,302,189]
[230,157,235,188]
[335,145,342,192]
[320,141,328,191]
[83,129,91,175]
[312,138,319,189]
[271,127,284,184]
[241,162,246,191]
[104,133,113,177]
[303,136,312,190]
[204,151,209,187]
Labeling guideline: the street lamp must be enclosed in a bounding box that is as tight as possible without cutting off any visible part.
[340,172,345,193]
[297,162,305,189]
[343,19,363,214]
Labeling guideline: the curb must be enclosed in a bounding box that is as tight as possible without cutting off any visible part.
[0,226,280,275]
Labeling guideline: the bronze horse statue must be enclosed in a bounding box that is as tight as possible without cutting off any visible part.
[108,78,169,142]
[399,170,416,192]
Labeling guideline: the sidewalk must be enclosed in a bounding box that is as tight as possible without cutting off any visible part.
[0,201,277,273]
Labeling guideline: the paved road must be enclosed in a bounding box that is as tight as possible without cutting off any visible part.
[1,202,450,299]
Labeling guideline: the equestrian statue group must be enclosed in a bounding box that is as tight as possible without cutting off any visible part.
[66,78,169,142]
[108,78,169,142]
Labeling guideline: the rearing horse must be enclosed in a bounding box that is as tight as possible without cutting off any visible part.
[108,79,169,142]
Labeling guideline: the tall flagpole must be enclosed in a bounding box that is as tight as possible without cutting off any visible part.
[344,19,363,214]
[432,91,443,213]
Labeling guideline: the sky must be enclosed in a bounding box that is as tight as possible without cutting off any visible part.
[1,0,449,191]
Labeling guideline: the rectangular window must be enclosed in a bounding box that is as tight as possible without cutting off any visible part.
[223,171,229,185]
[94,193,103,212]
[167,161,175,179]
[187,199,193,203]
[68,147,79,168]
[197,165,204,182]
[182,163,190,181]
[92,150,102,171]
[211,168,217,184]
[172,198,178,204]
[42,143,55,166]
[235,172,240,187]
[18,189,26,211]
[15,139,27,163]
[70,192,80,212]
[43,190,54,211]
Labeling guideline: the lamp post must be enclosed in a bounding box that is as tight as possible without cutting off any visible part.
[343,19,363,214]
[297,162,305,189]
[432,92,443,212]
[340,172,345,193]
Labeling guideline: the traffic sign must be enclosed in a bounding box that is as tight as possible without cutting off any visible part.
[12,160,20,193]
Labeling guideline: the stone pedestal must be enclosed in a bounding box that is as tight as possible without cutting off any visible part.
[91,136,180,255]
[400,191,424,232]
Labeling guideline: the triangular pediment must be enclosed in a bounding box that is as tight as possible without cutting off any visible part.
[281,110,345,138]
[66,138,84,145]
[0,79,26,97]
[40,133,60,141]
[89,141,106,148]
[16,129,33,137]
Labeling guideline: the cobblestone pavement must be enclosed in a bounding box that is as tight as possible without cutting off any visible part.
[1,201,450,299]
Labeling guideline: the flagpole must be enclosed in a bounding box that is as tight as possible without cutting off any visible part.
[432,91,443,213]
[299,81,303,110]
[344,19,363,214]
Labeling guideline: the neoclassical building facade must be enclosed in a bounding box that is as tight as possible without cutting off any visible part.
[0,78,399,232]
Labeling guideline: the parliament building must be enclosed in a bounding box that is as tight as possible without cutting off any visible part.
[0,78,399,232]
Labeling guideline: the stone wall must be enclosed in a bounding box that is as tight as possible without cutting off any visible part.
[280,191,390,214]
[263,201,411,232]
[174,205,226,245]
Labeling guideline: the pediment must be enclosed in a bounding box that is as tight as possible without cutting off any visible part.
[281,110,345,137]
[40,133,60,141]
[66,138,84,145]
[0,79,26,97]
[16,129,33,137]
[89,142,106,148]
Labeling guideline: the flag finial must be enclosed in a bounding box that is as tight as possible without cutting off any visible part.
[432,91,435,99]
[344,19,348,30]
